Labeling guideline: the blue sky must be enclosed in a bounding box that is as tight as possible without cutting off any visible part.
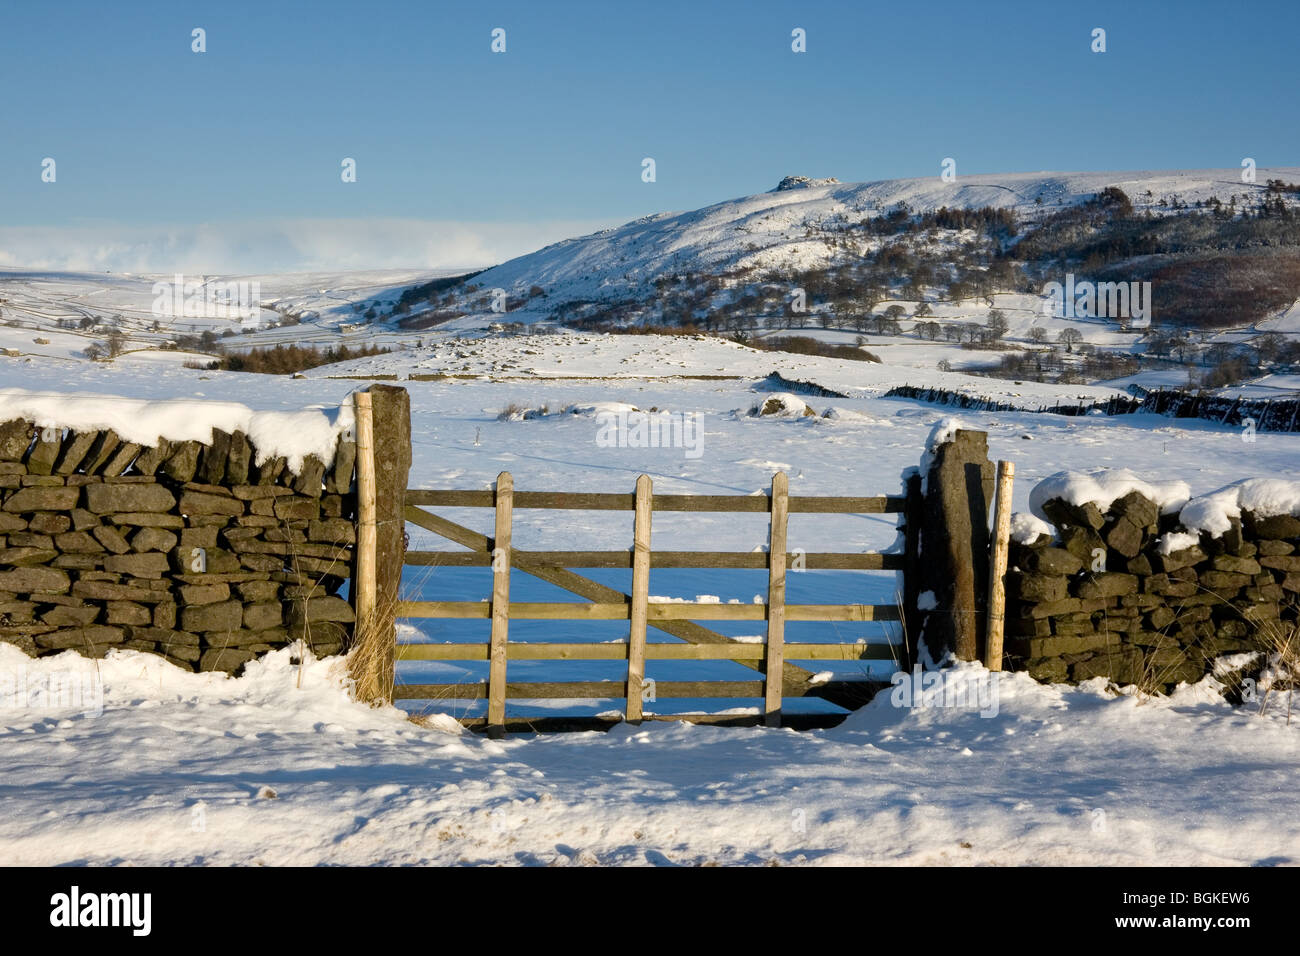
[2,0,1296,272]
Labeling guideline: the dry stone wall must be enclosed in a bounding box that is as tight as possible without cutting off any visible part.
[1005,491,1299,692]
[0,417,357,674]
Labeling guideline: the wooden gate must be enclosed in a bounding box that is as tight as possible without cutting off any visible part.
[392,471,922,734]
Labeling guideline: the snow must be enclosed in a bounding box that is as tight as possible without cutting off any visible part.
[5,644,1300,865]
[1029,468,1192,520]
[1179,478,1300,537]
[751,392,812,417]
[0,387,351,473]
[1156,531,1201,555]
[1009,512,1054,545]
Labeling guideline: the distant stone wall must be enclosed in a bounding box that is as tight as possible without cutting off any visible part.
[0,417,356,674]
[1005,492,1299,691]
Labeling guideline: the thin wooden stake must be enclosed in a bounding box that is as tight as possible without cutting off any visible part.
[353,389,377,648]
[984,459,1015,672]
[626,474,653,722]
[487,471,513,736]
[765,471,788,726]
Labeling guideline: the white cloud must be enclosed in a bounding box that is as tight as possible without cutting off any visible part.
[0,217,620,275]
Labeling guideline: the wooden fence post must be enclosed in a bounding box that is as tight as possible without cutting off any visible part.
[764,471,789,726]
[919,430,994,663]
[487,471,513,737]
[348,385,411,705]
[984,460,1015,671]
[901,471,923,671]
[626,474,652,722]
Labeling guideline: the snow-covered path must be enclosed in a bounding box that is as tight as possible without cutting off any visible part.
[2,646,1297,866]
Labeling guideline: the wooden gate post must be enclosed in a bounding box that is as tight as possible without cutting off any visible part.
[764,471,789,726]
[486,471,513,737]
[984,460,1015,671]
[625,474,652,723]
[348,385,411,705]
[918,429,994,663]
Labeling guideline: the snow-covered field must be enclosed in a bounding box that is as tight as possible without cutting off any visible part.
[3,324,1299,864]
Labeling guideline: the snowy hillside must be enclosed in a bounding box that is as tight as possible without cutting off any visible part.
[467,167,1300,309]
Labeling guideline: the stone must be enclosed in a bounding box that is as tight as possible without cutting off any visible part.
[198,430,232,484]
[180,600,244,633]
[1070,647,1144,684]
[130,526,178,553]
[112,512,185,528]
[0,567,71,594]
[255,456,285,485]
[131,440,171,476]
[1244,512,1300,539]
[100,442,142,478]
[1074,573,1138,600]
[1041,497,1105,531]
[1022,547,1082,576]
[0,513,27,532]
[84,482,176,514]
[8,531,53,549]
[292,456,326,498]
[327,440,355,494]
[50,431,97,475]
[273,496,318,520]
[71,580,170,603]
[91,524,132,554]
[178,583,230,606]
[3,485,79,512]
[1024,657,1069,682]
[0,547,58,566]
[243,603,283,630]
[1198,571,1251,591]
[1146,606,1176,630]
[178,526,219,550]
[1156,546,1206,573]
[104,552,171,578]
[1260,555,1300,572]
[0,420,34,460]
[28,512,72,534]
[203,627,288,648]
[1008,633,1113,657]
[179,490,243,516]
[288,595,355,624]
[39,604,100,626]
[127,626,202,647]
[106,601,151,625]
[1211,554,1261,575]
[153,602,177,628]
[225,431,251,485]
[54,531,104,553]
[237,581,281,602]
[1257,540,1295,556]
[82,430,121,474]
[24,436,61,475]
[1110,491,1158,530]
[1103,516,1144,558]
[34,626,126,649]
[198,647,258,673]
[162,441,202,483]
